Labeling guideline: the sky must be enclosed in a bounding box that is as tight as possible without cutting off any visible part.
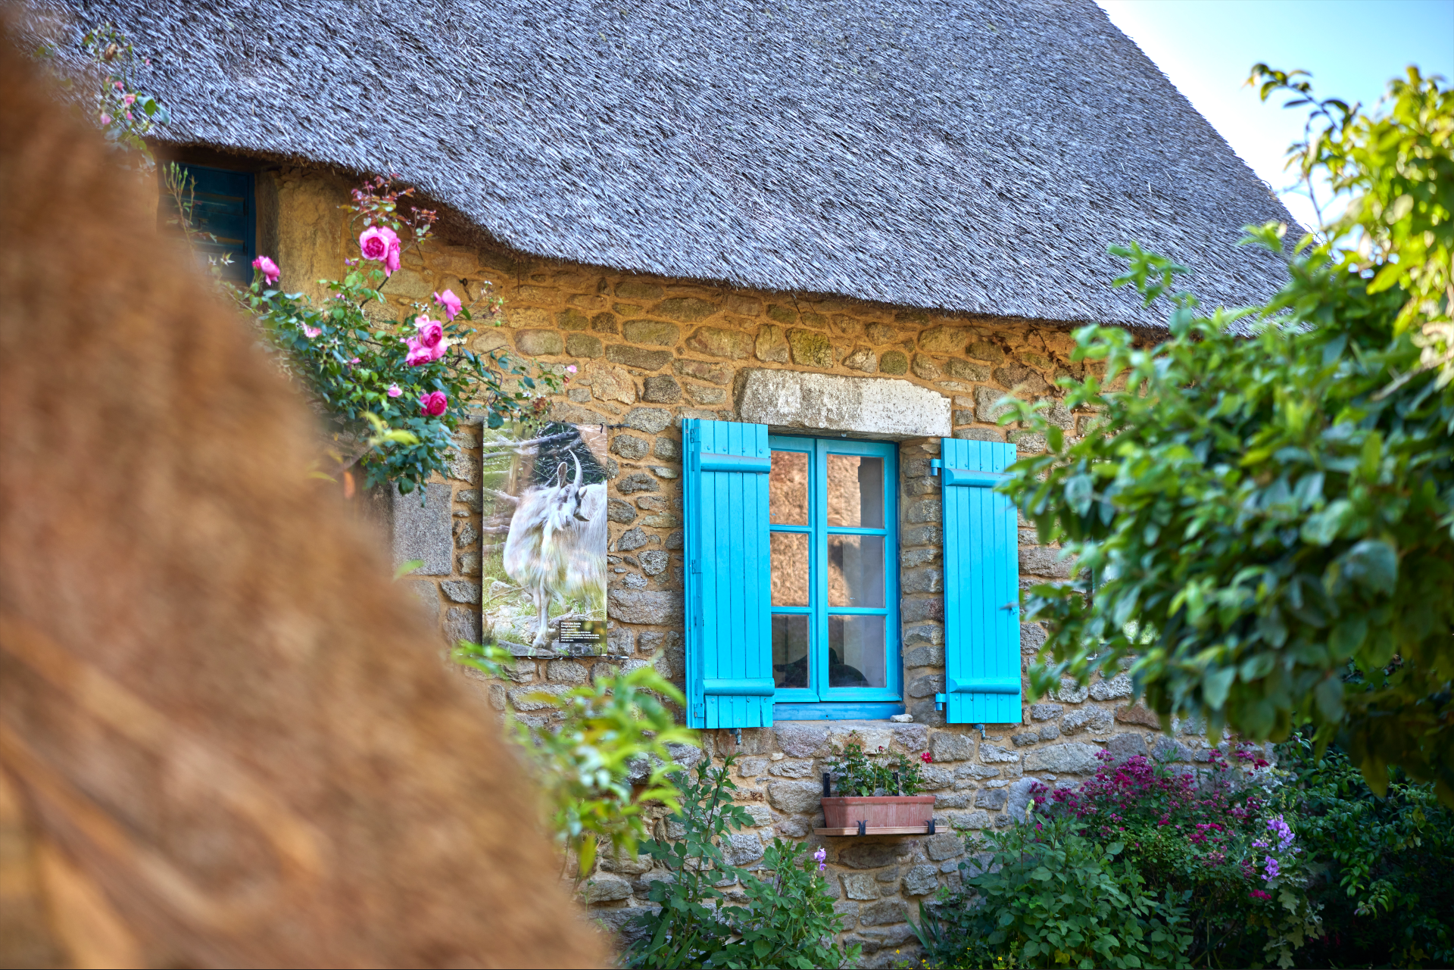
[1095,0,1454,228]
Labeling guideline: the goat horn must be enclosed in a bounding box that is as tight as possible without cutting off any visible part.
[571,451,583,489]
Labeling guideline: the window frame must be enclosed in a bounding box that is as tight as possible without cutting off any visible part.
[768,434,903,721]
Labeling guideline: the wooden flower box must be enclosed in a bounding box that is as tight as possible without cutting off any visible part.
[817,795,937,836]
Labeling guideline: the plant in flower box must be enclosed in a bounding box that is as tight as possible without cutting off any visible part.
[819,733,936,832]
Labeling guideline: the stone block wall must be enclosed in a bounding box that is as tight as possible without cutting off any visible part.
[269,167,1196,964]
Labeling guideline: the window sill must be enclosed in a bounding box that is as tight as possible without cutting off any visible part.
[771,702,906,721]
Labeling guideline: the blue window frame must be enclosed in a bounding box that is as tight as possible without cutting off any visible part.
[162,164,255,284]
[768,436,902,721]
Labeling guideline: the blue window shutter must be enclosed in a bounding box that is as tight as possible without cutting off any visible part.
[163,165,255,284]
[683,419,773,729]
[938,438,1021,724]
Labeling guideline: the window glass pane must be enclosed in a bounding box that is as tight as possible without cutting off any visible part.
[772,614,810,688]
[770,532,810,606]
[829,615,887,688]
[827,535,885,607]
[770,450,809,524]
[826,455,884,528]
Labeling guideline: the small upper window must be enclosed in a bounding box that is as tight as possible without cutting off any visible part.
[160,164,255,285]
[769,435,901,719]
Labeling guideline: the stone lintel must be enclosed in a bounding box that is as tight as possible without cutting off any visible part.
[736,369,951,439]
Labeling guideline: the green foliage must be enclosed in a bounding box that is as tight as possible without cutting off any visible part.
[998,67,1454,800]
[1274,735,1454,967]
[625,758,859,970]
[826,731,929,796]
[497,657,696,879]
[918,810,1191,969]
[1251,65,1453,367]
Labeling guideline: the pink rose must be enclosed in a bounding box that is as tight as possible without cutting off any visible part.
[124,111,132,120]
[123,93,136,105]
[113,80,123,91]
[405,337,433,367]
[386,383,403,398]
[99,113,111,125]
[433,289,463,320]
[359,225,401,273]
[419,391,448,416]
[415,315,444,348]
[251,255,280,284]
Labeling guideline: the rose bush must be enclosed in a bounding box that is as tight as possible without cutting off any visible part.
[235,175,561,494]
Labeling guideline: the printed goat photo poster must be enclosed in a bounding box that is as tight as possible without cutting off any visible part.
[479,422,608,654]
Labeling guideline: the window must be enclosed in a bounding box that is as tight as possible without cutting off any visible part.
[767,436,901,720]
[160,164,255,284]
[681,418,1019,730]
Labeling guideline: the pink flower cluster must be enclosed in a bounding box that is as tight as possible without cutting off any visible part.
[359,225,401,275]
[406,314,447,366]
[434,289,462,320]
[252,255,280,285]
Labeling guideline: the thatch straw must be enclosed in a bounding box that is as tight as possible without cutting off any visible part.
[28,0,1293,327]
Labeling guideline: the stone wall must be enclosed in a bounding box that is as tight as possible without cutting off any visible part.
[269,168,1204,966]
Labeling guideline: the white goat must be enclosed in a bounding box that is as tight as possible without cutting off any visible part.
[502,452,607,648]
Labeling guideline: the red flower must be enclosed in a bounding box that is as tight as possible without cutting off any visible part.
[921,751,933,763]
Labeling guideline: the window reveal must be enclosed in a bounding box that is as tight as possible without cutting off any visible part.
[768,436,900,714]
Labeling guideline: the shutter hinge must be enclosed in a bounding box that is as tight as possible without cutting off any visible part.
[929,459,943,477]
[934,692,947,711]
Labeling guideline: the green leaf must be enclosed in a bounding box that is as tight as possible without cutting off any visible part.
[1203,668,1237,710]
[1301,499,1353,546]
[1314,676,1345,721]
[1339,539,1398,595]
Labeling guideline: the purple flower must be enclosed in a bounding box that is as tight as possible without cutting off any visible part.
[1263,856,1281,881]
[813,847,827,872]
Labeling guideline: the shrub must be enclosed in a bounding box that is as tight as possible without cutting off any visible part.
[452,642,695,880]
[915,808,1190,969]
[624,757,858,969]
[1037,750,1321,968]
[236,176,560,494]
[1276,735,1454,968]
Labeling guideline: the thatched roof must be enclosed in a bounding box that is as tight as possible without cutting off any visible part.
[30,0,1293,327]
